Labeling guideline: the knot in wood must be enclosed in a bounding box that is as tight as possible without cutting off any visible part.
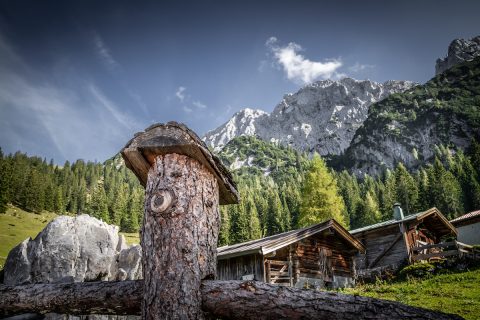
[150,188,176,216]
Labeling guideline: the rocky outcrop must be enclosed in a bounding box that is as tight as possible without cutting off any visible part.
[3,214,142,286]
[3,214,142,319]
[203,78,415,156]
[435,36,480,75]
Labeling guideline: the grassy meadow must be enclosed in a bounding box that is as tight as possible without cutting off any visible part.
[342,267,480,320]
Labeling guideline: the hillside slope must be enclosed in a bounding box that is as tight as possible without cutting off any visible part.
[342,57,480,176]
[343,267,480,320]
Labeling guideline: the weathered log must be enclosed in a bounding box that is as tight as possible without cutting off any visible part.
[0,280,142,316]
[0,280,463,320]
[121,123,239,319]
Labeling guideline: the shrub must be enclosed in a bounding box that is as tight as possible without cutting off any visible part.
[398,262,435,279]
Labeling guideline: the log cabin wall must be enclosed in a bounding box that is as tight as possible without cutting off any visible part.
[216,253,264,281]
[353,224,409,270]
[285,232,356,289]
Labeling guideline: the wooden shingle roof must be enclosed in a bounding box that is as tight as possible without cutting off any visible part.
[217,219,365,260]
[450,210,480,226]
[350,207,456,237]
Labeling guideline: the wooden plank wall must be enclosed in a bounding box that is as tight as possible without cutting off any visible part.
[293,233,355,281]
[354,222,440,270]
[216,253,264,281]
[354,225,408,269]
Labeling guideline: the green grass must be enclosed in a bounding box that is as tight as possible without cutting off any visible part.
[120,232,140,246]
[0,204,59,269]
[342,268,480,320]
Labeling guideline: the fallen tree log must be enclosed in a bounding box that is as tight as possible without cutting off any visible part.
[0,280,463,320]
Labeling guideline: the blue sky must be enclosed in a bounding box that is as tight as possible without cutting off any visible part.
[1,0,479,164]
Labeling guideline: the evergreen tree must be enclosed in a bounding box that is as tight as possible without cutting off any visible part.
[298,154,347,228]
[54,186,65,213]
[0,157,8,213]
[380,169,396,221]
[394,163,418,215]
[416,169,431,210]
[89,183,109,222]
[245,194,262,240]
[428,158,463,219]
[355,191,381,227]
[218,206,231,246]
[265,191,283,236]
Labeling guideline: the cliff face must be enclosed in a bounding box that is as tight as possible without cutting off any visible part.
[344,57,480,176]
[203,78,415,156]
[435,36,480,75]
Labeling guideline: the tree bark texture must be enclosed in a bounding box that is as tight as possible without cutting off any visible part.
[0,280,463,320]
[142,153,219,320]
[0,280,141,316]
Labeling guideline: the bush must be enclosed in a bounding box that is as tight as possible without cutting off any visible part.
[398,262,436,279]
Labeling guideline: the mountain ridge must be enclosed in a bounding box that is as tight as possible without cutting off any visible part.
[203,78,416,156]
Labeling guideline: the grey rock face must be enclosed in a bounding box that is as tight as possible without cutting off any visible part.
[346,113,478,177]
[435,36,480,75]
[3,214,142,285]
[203,78,415,156]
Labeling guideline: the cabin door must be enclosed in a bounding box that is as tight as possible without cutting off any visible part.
[265,259,293,286]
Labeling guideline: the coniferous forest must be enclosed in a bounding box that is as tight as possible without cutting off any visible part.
[1,136,479,247]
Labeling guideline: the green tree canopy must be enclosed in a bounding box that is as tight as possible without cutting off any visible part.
[298,154,347,228]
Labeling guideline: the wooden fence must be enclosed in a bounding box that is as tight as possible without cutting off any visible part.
[412,240,479,261]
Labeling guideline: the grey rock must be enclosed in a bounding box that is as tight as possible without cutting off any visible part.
[2,214,142,319]
[435,36,480,75]
[4,215,125,285]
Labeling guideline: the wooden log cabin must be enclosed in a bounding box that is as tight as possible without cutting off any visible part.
[216,219,365,289]
[350,205,457,273]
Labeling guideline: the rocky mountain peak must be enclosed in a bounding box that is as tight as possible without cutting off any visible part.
[435,35,480,75]
[203,78,415,155]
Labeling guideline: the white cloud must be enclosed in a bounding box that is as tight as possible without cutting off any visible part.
[89,84,137,130]
[349,62,375,73]
[93,32,119,71]
[266,37,343,84]
[176,86,186,102]
[193,101,207,109]
[183,106,193,113]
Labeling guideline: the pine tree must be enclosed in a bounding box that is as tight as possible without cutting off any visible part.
[394,163,418,215]
[218,206,231,246]
[355,191,381,227]
[298,154,347,228]
[416,169,431,210]
[428,158,463,219]
[245,194,262,240]
[0,157,8,213]
[265,191,283,236]
[54,186,65,213]
[23,169,45,213]
[89,183,109,222]
[380,169,396,221]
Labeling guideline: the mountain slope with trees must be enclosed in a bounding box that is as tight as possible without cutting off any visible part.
[341,56,480,176]
[0,150,144,233]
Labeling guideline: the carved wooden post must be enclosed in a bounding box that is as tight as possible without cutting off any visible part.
[121,122,239,319]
